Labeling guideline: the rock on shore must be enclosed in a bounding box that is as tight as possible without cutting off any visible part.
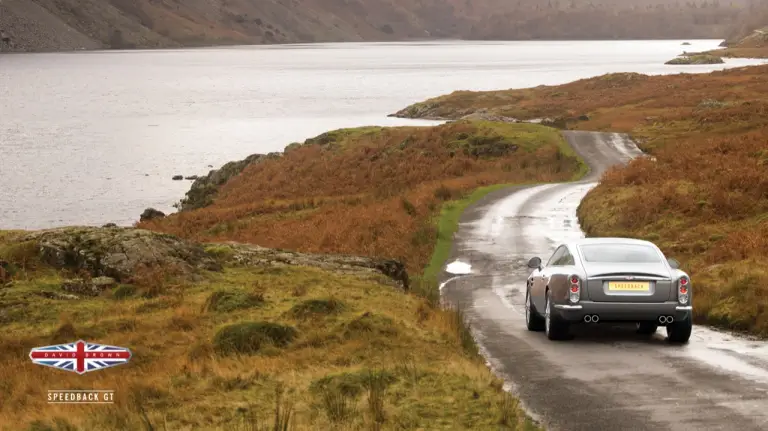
[665,53,725,65]
[177,153,280,211]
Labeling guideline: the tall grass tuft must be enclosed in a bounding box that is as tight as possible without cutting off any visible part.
[366,370,388,424]
[320,388,356,423]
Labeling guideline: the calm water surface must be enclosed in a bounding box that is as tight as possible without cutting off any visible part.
[0,40,764,229]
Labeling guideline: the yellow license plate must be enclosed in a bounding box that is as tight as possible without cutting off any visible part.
[608,281,650,291]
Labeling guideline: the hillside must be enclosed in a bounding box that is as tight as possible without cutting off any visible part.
[138,121,585,279]
[0,227,537,429]
[707,2,768,57]
[0,0,755,52]
[393,65,768,338]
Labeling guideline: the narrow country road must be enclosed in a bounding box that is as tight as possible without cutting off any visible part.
[440,131,768,431]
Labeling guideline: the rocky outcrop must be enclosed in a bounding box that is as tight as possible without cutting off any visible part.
[177,153,280,211]
[665,54,725,65]
[18,227,221,282]
[140,208,166,222]
[3,226,408,290]
[61,276,116,296]
[205,243,410,291]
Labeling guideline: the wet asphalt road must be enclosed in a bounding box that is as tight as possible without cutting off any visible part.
[440,131,768,431]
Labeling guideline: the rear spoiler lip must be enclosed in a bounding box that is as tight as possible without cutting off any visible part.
[587,273,671,281]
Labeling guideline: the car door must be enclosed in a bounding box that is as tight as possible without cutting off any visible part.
[533,245,566,311]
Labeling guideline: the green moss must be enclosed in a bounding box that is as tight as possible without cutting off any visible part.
[288,298,346,319]
[204,290,265,313]
[213,321,298,355]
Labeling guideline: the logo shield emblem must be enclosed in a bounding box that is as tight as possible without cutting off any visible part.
[29,340,132,375]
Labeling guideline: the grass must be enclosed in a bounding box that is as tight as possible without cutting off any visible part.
[396,64,768,338]
[0,233,540,430]
[140,120,582,277]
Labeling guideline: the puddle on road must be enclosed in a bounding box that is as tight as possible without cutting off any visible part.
[439,259,474,290]
[445,260,472,275]
[668,326,768,384]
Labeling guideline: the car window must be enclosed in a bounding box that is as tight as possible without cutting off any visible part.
[546,246,566,267]
[560,248,575,265]
[579,244,661,263]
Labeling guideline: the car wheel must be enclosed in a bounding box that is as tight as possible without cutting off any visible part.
[525,287,545,332]
[636,321,658,335]
[666,314,692,344]
[544,291,570,341]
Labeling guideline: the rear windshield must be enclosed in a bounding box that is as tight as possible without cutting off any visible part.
[579,244,661,263]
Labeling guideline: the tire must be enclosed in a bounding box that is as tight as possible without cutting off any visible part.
[525,287,545,332]
[666,314,692,344]
[636,321,658,335]
[544,291,570,340]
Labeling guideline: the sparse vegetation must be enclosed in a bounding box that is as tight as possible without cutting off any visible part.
[395,64,768,337]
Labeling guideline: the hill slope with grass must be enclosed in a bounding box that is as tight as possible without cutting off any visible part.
[0,227,538,430]
[139,121,585,279]
[394,65,768,338]
[0,0,754,52]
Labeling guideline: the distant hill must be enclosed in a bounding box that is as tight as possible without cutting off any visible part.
[0,0,755,52]
[723,1,768,45]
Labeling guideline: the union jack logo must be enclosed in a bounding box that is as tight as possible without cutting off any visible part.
[29,340,132,375]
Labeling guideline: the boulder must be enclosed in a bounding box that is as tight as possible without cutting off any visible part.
[19,227,221,282]
[184,175,199,180]
[61,279,104,296]
[172,175,183,180]
[206,243,409,291]
[140,208,166,222]
[92,276,117,289]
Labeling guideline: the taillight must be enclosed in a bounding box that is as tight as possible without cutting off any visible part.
[678,277,690,305]
[569,275,580,303]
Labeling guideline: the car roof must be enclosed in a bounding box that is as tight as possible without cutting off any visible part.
[565,237,658,248]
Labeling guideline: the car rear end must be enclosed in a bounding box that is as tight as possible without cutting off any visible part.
[555,242,692,324]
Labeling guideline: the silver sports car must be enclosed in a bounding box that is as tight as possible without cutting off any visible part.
[525,237,692,343]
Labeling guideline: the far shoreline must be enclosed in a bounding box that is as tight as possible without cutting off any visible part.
[2,37,728,55]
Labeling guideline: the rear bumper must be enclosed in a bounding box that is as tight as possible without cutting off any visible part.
[553,301,691,322]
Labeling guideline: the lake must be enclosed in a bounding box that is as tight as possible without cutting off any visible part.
[0,40,764,229]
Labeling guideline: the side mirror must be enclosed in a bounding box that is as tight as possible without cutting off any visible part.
[527,257,542,269]
[667,258,680,269]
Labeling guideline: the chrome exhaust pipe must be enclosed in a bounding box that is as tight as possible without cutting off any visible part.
[658,315,666,324]
[584,315,592,323]
[591,315,599,323]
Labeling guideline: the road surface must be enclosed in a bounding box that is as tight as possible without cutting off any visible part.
[440,131,768,431]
